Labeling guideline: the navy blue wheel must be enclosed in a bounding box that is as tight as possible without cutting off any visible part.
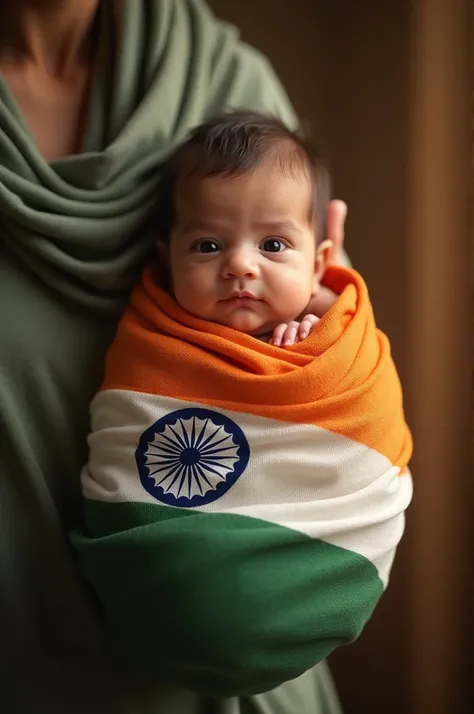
[135,407,250,507]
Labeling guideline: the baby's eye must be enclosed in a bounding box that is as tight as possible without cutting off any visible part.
[260,238,287,253]
[193,240,221,253]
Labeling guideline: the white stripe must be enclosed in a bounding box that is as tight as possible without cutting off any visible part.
[83,389,413,585]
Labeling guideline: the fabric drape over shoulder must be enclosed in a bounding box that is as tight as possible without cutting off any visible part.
[0,0,297,311]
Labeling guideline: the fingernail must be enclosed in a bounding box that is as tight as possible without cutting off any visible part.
[300,331,308,339]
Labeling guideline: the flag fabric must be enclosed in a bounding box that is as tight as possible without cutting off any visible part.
[71,264,413,697]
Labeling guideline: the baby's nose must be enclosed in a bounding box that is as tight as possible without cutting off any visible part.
[223,248,259,279]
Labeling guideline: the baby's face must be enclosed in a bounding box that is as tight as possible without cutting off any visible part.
[168,161,327,337]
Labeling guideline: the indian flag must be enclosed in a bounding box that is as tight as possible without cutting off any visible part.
[72,265,413,697]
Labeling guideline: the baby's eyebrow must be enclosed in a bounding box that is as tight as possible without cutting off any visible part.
[177,218,303,236]
[252,220,302,235]
[180,219,223,234]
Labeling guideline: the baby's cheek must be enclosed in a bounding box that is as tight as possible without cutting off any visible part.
[174,271,214,318]
[172,271,195,309]
[274,275,314,316]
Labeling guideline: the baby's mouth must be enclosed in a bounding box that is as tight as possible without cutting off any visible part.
[223,290,260,301]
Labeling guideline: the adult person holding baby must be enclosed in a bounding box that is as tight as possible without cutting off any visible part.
[0,2,351,713]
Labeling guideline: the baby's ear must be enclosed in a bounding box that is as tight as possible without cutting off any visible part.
[312,239,333,294]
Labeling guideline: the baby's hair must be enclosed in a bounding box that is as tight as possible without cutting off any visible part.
[156,111,331,243]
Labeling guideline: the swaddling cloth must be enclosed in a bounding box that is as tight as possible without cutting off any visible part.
[72,264,413,696]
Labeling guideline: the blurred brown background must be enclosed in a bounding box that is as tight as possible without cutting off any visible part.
[208,2,473,713]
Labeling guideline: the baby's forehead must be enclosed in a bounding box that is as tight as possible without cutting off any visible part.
[178,170,312,221]
[172,165,316,239]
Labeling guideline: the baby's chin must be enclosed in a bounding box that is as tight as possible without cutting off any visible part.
[216,312,278,339]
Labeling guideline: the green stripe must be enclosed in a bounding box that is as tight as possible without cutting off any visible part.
[71,499,383,697]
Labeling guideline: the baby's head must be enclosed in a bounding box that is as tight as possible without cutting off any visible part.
[157,111,332,338]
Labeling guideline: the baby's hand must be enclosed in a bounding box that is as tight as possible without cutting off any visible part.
[270,314,320,347]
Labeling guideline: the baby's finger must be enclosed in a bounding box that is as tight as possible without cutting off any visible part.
[298,314,320,340]
[282,321,300,346]
[271,323,288,347]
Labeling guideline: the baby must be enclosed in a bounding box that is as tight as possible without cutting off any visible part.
[156,111,333,346]
[72,112,413,698]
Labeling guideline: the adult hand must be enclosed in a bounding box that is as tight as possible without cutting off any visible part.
[306,200,348,318]
[325,199,348,267]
